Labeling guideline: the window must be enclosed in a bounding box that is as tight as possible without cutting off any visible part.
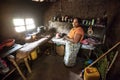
[13,18,36,32]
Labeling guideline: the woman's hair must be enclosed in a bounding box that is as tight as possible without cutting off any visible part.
[73,17,81,25]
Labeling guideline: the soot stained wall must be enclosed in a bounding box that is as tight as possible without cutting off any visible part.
[43,0,119,25]
[0,0,43,41]
[43,0,120,49]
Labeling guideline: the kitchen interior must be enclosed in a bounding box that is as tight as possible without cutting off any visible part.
[0,0,120,80]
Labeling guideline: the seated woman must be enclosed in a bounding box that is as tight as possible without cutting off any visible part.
[63,18,84,67]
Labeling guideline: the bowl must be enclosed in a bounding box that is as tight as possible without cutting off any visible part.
[5,39,15,47]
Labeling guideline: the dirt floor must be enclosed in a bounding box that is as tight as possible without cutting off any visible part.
[26,53,84,80]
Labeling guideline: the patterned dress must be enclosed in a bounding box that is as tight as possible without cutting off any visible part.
[52,38,81,67]
[64,41,81,67]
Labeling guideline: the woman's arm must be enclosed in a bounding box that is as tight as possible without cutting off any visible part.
[64,33,82,43]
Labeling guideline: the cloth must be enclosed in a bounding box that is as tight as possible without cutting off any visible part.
[68,27,84,42]
[81,38,101,45]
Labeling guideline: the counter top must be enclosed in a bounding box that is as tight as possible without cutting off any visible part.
[51,37,67,45]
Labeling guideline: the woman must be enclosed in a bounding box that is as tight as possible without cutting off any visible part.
[63,18,84,67]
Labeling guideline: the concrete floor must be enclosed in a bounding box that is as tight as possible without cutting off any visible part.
[26,53,84,80]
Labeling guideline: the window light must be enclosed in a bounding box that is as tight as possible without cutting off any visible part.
[26,24,35,30]
[13,19,24,26]
[15,26,26,32]
[13,18,36,33]
[26,18,34,25]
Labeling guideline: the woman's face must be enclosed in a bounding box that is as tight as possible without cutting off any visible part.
[72,18,79,27]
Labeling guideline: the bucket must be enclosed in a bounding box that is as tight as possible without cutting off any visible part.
[56,45,65,56]
[84,67,100,80]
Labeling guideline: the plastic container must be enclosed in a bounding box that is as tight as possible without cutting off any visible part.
[84,67,100,80]
[30,49,37,60]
